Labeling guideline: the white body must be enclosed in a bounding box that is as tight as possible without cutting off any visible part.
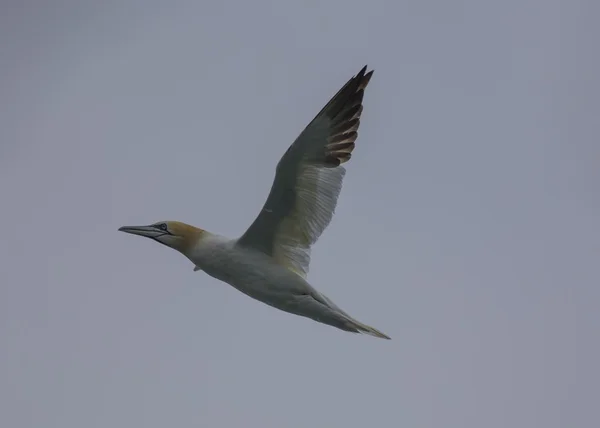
[189,234,362,332]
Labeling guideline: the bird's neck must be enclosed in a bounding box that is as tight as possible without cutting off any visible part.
[171,227,209,257]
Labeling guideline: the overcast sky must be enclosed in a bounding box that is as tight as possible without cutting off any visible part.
[1,1,598,427]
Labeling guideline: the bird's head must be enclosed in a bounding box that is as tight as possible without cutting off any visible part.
[118,221,204,256]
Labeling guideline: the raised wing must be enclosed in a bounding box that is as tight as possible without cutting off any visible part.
[236,65,374,278]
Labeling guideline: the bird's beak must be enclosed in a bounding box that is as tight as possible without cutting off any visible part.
[118,225,164,238]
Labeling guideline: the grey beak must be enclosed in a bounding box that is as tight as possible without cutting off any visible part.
[118,225,163,238]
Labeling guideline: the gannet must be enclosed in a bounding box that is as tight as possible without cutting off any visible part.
[119,65,390,339]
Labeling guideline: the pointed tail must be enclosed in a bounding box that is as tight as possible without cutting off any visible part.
[301,291,391,339]
[340,314,391,340]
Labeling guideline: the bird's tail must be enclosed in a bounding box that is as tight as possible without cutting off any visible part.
[339,313,391,340]
[300,291,391,339]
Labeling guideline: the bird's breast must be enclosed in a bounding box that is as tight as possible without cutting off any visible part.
[188,238,305,298]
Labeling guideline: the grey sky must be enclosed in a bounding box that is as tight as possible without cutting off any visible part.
[1,0,598,427]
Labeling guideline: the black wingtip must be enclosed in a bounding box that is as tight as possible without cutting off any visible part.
[355,65,374,90]
[355,65,368,79]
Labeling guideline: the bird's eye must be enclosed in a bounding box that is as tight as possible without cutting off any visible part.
[157,223,168,231]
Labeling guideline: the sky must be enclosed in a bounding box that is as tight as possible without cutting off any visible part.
[1,0,598,427]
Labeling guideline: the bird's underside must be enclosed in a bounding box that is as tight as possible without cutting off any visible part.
[193,236,390,339]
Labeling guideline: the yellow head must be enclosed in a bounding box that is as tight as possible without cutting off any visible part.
[118,221,204,256]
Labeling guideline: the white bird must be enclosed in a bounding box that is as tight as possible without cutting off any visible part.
[119,65,390,339]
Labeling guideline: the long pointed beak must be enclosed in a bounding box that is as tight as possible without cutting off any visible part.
[118,225,163,238]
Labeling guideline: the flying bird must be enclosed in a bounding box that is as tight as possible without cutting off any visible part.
[119,65,390,339]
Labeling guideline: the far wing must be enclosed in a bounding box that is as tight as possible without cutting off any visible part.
[236,66,374,278]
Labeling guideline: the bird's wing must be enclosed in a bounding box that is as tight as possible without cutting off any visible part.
[236,66,374,278]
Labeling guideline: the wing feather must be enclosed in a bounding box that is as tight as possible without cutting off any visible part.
[236,66,374,277]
